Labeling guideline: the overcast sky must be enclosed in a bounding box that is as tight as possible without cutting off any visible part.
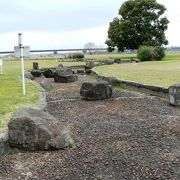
[0,0,179,51]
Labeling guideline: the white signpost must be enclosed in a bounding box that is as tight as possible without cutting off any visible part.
[18,33,26,95]
[0,59,2,74]
[14,46,30,58]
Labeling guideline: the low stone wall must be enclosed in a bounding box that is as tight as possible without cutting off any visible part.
[91,69,168,94]
[30,80,47,110]
[0,129,10,161]
[0,79,47,161]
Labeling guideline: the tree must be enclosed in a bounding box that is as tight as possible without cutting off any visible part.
[105,0,169,52]
[84,42,96,54]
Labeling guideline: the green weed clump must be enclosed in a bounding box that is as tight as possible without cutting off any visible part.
[68,142,76,149]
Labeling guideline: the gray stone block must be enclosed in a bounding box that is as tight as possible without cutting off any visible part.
[25,72,35,80]
[54,65,78,83]
[169,84,180,106]
[0,130,10,161]
[77,69,85,74]
[43,69,54,78]
[8,108,68,150]
[80,81,112,100]
[54,74,78,83]
[31,70,42,77]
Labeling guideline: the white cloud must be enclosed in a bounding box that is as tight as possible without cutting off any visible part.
[0,0,180,51]
[0,25,108,51]
[157,0,180,46]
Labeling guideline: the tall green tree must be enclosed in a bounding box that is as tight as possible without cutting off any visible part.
[106,0,169,52]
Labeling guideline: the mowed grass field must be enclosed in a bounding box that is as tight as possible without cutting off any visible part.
[0,60,85,129]
[95,59,180,88]
[86,54,137,60]
[87,52,180,61]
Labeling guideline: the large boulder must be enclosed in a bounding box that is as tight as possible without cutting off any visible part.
[54,65,78,83]
[80,81,112,100]
[130,58,138,63]
[85,69,91,74]
[85,62,95,70]
[169,83,180,106]
[40,78,53,90]
[31,70,41,77]
[114,59,122,64]
[25,72,35,80]
[8,108,68,150]
[77,69,85,74]
[54,74,78,83]
[43,69,54,78]
[57,64,64,69]
[105,59,114,65]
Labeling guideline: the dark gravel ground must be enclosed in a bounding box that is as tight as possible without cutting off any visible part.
[0,75,180,180]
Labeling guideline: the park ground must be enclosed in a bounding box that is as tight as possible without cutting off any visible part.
[0,75,179,179]
[0,53,180,179]
[1,53,180,128]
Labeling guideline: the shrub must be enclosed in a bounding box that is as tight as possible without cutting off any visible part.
[68,52,84,59]
[137,46,165,61]
[153,46,165,60]
[137,46,154,61]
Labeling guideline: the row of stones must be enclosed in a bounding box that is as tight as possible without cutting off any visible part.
[30,63,78,83]
[91,70,180,107]
[29,58,138,80]
[29,62,180,106]
[29,62,180,107]
[31,62,93,76]
[8,80,112,151]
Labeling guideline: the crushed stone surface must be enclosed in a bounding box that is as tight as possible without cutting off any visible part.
[0,75,180,180]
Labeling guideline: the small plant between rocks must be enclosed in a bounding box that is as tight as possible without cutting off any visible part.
[46,87,57,93]
[68,142,76,149]
[62,128,76,149]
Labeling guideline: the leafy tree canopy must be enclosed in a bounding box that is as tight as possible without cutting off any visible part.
[106,0,169,52]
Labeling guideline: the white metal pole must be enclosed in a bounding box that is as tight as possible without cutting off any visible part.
[18,33,26,95]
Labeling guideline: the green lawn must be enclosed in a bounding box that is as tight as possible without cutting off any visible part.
[95,60,180,88]
[0,60,85,129]
[162,54,180,61]
[86,52,180,61]
[86,54,136,60]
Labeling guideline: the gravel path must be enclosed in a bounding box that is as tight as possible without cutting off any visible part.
[0,75,180,180]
